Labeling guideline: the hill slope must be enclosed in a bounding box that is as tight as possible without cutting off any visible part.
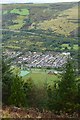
[37,6,78,36]
[2,2,79,58]
[2,2,78,36]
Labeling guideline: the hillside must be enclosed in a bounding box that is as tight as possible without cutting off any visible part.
[37,6,78,36]
[2,2,79,62]
[2,2,78,36]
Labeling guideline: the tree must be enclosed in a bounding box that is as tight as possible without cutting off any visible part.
[76,79,80,116]
[8,75,26,107]
[2,59,14,105]
[23,77,35,107]
[58,58,77,112]
[2,59,27,107]
[47,84,58,111]
[47,58,77,113]
[78,46,80,75]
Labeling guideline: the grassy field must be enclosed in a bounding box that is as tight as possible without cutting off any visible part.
[9,16,26,30]
[10,9,29,15]
[61,44,71,50]
[8,8,29,30]
[6,45,20,49]
[13,67,59,88]
[73,44,78,50]
[61,44,78,50]
[22,68,59,89]
[3,8,29,15]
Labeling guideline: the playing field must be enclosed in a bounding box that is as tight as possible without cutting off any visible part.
[22,68,59,88]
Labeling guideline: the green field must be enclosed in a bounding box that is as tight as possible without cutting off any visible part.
[61,44,78,50]
[13,67,59,88]
[73,45,78,50]
[10,8,29,15]
[3,8,29,16]
[22,68,59,89]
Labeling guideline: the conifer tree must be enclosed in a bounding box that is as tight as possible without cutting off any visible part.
[47,58,77,113]
[2,60,13,104]
[58,58,77,112]
[2,59,26,107]
[9,75,26,107]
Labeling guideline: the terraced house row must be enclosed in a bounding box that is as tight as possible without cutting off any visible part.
[3,50,70,68]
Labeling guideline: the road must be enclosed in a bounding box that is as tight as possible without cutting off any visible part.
[0,28,37,35]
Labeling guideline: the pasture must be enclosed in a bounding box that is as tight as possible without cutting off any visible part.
[10,8,29,15]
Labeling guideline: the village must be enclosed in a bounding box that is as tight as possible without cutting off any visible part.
[3,50,70,69]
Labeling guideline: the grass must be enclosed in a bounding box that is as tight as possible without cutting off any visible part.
[73,45,78,50]
[23,68,59,89]
[6,45,20,49]
[3,4,78,36]
[36,42,43,47]
[38,18,77,36]
[10,8,29,16]
[9,16,26,30]
[37,6,78,36]
[12,67,59,89]
[3,8,29,16]
[26,40,33,46]
[61,44,78,50]
[3,11,8,14]
[61,44,71,50]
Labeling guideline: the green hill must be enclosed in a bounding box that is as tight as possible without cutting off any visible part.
[37,6,78,36]
[2,2,79,58]
[2,2,78,36]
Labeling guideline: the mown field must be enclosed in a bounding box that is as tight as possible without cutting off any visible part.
[13,67,59,88]
[22,68,59,89]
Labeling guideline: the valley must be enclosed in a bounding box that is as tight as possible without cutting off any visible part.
[2,2,80,118]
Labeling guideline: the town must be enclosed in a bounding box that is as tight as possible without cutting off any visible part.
[3,50,70,68]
